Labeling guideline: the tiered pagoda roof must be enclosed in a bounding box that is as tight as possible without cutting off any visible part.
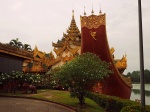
[53,10,81,55]
[52,10,81,66]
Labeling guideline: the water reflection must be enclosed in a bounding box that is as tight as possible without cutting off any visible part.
[132,89,150,96]
[131,84,150,105]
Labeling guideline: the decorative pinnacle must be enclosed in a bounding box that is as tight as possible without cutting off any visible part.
[72,10,74,16]
[99,8,102,14]
[91,4,94,15]
[99,4,102,14]
[84,6,86,15]
[72,10,74,17]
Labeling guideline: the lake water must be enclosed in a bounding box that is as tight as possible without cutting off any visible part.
[130,84,150,105]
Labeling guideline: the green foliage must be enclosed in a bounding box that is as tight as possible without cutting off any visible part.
[144,69,150,83]
[121,105,150,112]
[54,52,112,88]
[9,38,23,48]
[23,44,32,51]
[85,92,147,112]
[0,71,48,87]
[126,69,150,83]
[9,38,32,51]
[53,52,112,106]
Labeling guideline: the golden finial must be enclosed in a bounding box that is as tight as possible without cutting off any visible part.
[125,52,127,57]
[72,9,75,21]
[91,3,94,15]
[72,10,74,17]
[35,45,37,49]
[84,6,86,15]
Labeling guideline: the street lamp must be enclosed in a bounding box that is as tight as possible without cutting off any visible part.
[138,0,145,107]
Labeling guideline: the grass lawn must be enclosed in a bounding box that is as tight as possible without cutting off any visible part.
[0,90,104,112]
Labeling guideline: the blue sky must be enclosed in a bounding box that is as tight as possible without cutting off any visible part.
[0,0,150,74]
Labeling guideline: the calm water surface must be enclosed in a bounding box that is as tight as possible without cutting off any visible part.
[130,84,150,105]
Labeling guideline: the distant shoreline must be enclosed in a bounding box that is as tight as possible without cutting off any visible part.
[132,83,150,84]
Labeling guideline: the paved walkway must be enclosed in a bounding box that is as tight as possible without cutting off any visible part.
[0,97,76,112]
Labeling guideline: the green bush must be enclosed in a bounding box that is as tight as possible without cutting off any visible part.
[85,92,143,112]
[0,71,50,89]
[121,105,150,112]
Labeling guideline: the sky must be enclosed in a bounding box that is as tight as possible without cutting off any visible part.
[0,0,150,74]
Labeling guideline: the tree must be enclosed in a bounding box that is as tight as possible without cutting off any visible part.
[53,52,112,106]
[126,69,150,83]
[144,69,150,83]
[131,71,140,83]
[9,38,23,48]
[23,44,32,51]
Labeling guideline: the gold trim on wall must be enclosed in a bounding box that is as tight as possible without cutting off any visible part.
[80,14,105,29]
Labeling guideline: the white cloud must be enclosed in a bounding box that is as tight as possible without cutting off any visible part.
[11,2,23,11]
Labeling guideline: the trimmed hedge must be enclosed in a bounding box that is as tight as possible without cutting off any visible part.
[85,92,150,112]
[121,105,150,112]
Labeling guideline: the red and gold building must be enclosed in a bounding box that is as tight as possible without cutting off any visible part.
[51,10,128,75]
[80,10,132,99]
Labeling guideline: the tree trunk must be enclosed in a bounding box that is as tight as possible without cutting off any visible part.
[79,92,84,106]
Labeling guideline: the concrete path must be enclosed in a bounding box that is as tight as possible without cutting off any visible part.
[0,97,76,112]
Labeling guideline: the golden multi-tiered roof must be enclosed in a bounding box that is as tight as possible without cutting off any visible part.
[23,46,55,73]
[52,10,81,68]
[53,10,81,48]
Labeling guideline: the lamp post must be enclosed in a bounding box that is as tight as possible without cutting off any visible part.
[138,0,145,107]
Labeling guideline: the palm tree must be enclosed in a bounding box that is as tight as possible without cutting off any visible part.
[23,44,32,51]
[9,38,23,49]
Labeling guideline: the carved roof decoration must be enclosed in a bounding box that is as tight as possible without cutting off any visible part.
[80,14,105,29]
[110,47,127,73]
[53,41,79,56]
[62,55,74,62]
[115,54,127,70]
[33,46,46,59]
[23,46,55,73]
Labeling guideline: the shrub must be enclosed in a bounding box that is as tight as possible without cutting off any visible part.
[121,105,150,112]
[85,92,145,112]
